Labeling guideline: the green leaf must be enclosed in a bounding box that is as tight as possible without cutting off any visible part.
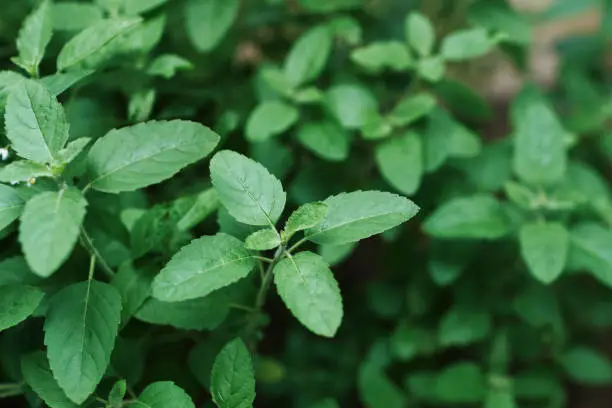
[485,387,516,408]
[405,12,435,56]
[19,188,87,277]
[435,362,486,403]
[185,0,240,53]
[108,379,127,406]
[5,79,70,164]
[111,262,153,323]
[468,0,532,45]
[358,362,407,408]
[41,70,95,96]
[14,0,53,76]
[297,120,350,162]
[210,150,286,226]
[305,191,419,245]
[0,161,53,183]
[438,307,491,347]
[57,17,142,71]
[440,28,496,61]
[423,195,510,239]
[51,2,103,32]
[0,184,25,231]
[56,137,91,165]
[284,25,333,86]
[176,188,219,231]
[210,338,256,408]
[21,352,78,408]
[512,86,567,185]
[375,131,423,196]
[299,0,362,13]
[152,233,256,302]
[325,84,378,129]
[0,284,44,332]
[274,251,343,337]
[569,223,612,286]
[44,281,122,404]
[417,55,446,82]
[388,93,436,127]
[560,347,612,385]
[519,222,569,284]
[283,202,328,240]
[245,228,281,250]
[319,242,356,266]
[245,100,299,142]
[130,205,171,258]
[124,0,170,15]
[147,54,193,79]
[134,381,195,408]
[87,120,219,193]
[350,41,413,73]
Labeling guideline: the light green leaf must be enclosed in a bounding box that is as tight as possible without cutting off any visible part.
[147,54,193,79]
[318,242,356,266]
[51,2,103,32]
[41,70,95,96]
[57,18,142,71]
[325,84,378,129]
[284,25,333,86]
[405,12,435,56]
[435,362,486,403]
[440,28,496,61]
[485,387,516,408]
[210,150,286,226]
[0,161,53,183]
[111,262,153,322]
[5,79,70,164]
[108,379,127,406]
[438,307,491,347]
[124,0,170,15]
[350,41,413,73]
[0,284,44,332]
[130,205,171,258]
[305,191,419,245]
[360,111,393,140]
[0,184,25,231]
[152,233,256,302]
[19,188,87,277]
[14,0,53,75]
[417,55,446,82]
[375,131,423,196]
[134,381,195,408]
[185,0,240,53]
[297,120,350,162]
[21,352,78,408]
[44,281,122,404]
[274,251,343,337]
[423,195,510,239]
[569,223,612,287]
[327,15,362,45]
[519,222,569,284]
[87,120,219,193]
[245,228,281,251]
[560,347,612,385]
[0,71,25,109]
[388,93,436,127]
[56,137,91,165]
[284,202,328,240]
[211,338,256,408]
[245,101,299,142]
[176,188,219,231]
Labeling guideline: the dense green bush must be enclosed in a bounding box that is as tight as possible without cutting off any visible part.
[0,0,612,407]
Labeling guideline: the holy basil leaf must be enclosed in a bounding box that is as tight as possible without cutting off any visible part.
[325,84,378,129]
[440,27,496,61]
[435,362,486,403]
[185,0,240,53]
[152,233,256,302]
[350,41,413,73]
[14,0,53,76]
[19,188,87,277]
[519,222,569,284]
[147,54,193,79]
[210,338,256,408]
[51,2,103,32]
[134,381,195,408]
[0,284,44,332]
[44,281,122,404]
[21,352,78,408]
[0,184,25,231]
[358,362,406,408]
[41,70,94,96]
[405,12,435,56]
[569,223,612,287]
[0,161,53,183]
[283,25,333,86]
[210,150,286,226]
[87,120,219,193]
[245,228,281,251]
[297,120,350,162]
[305,191,419,245]
[108,380,127,406]
[284,202,328,240]
[274,251,343,337]
[111,262,153,323]
[560,347,612,385]
[388,93,437,127]
[245,100,299,142]
[124,0,170,15]
[468,0,532,45]
[438,306,491,347]
[375,131,423,196]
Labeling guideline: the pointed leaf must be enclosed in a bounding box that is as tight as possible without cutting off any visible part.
[350,41,413,73]
[388,93,436,127]
[245,101,299,142]
[14,0,53,75]
[560,347,612,385]
[519,222,569,284]
[111,262,153,322]
[21,352,78,408]
[0,161,53,183]
[56,137,91,165]
[435,362,486,403]
[283,25,333,86]
[325,84,377,129]
[185,0,240,53]
[441,28,496,61]
[284,202,328,239]
[133,382,195,408]
[570,223,612,286]
[297,120,350,162]
[51,3,103,32]
[0,184,25,231]
[41,70,95,96]
[245,228,281,251]
[0,284,44,332]
[210,338,256,408]
[375,131,423,195]
[405,12,435,56]
[108,379,127,406]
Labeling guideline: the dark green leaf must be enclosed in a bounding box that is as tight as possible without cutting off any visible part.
[210,338,256,408]
[0,284,44,332]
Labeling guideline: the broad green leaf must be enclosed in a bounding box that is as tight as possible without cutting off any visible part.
[0,161,52,183]
[570,223,612,286]
[325,84,378,129]
[297,120,350,162]
[350,41,412,73]
[284,202,328,240]
[41,70,94,96]
[423,109,482,160]
[57,18,142,71]
[87,120,219,193]
[0,184,25,231]
[44,281,122,404]
[108,379,127,406]
[435,362,486,403]
[360,111,393,140]
[284,25,333,86]
[111,262,153,322]
[211,338,256,408]
[245,101,299,142]
[19,188,87,277]
[0,284,44,332]
[358,362,406,408]
[245,228,281,251]
[176,188,219,231]
[440,28,496,61]
[0,71,25,109]
[468,0,531,45]
[405,12,435,56]
[152,233,256,302]
[438,307,491,347]
[21,352,78,408]
[51,3,103,32]
[560,347,612,385]
[56,137,91,165]
[14,0,53,76]
[5,79,70,164]
[134,381,195,408]
[185,0,240,53]
[417,55,446,82]
[319,242,356,266]
[147,54,193,79]
[210,150,286,226]
[124,0,170,15]
[375,132,423,196]
[388,93,436,127]
[519,222,569,284]
[274,251,343,337]
[512,86,567,185]
[512,284,562,328]
[305,191,419,245]
[423,195,510,239]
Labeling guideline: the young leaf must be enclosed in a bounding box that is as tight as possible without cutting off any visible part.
[175,188,219,231]
[245,100,299,142]
[132,382,195,408]
[210,338,256,408]
[570,223,612,287]
[108,379,127,406]
[325,84,378,129]
[0,284,44,332]
[274,251,343,337]
[417,55,446,82]
[440,27,496,61]
[297,121,350,162]
[519,222,569,284]
[405,12,435,56]
[283,25,333,86]
[87,120,219,193]
[468,0,532,45]
[305,191,419,245]
[14,0,53,76]
[5,79,70,164]
[152,233,256,302]
[44,281,122,404]
[185,0,240,53]
[19,188,87,277]
[388,93,436,127]
[375,131,423,196]
[210,150,286,226]
[56,137,91,165]
[0,161,53,183]
[284,202,328,240]
[245,228,281,251]
[350,41,412,73]
[147,54,194,79]
[41,70,94,96]
[0,184,25,231]
[21,352,78,408]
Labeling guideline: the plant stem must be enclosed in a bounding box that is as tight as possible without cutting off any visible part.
[0,383,25,399]
[80,226,115,278]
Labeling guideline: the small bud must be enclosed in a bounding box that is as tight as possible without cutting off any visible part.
[0,148,8,161]
[28,178,36,186]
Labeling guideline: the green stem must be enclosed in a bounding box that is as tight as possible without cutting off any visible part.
[288,236,309,254]
[80,226,115,278]
[0,382,25,399]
